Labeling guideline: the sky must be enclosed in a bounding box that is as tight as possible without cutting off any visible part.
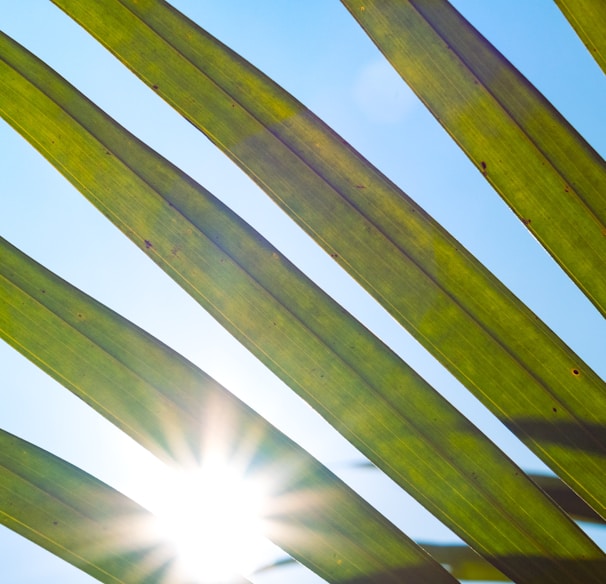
[1,1,605,583]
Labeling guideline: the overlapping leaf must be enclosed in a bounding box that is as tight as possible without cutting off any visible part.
[257,545,509,583]
[1,3,601,582]
[2,27,605,583]
[342,0,606,316]
[353,461,606,524]
[0,429,187,584]
[0,236,454,584]
[48,0,606,524]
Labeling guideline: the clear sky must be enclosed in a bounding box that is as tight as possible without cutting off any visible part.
[1,1,605,583]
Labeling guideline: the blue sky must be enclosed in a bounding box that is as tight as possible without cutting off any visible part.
[1,1,605,582]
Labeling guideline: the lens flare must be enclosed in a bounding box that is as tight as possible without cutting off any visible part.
[148,457,271,582]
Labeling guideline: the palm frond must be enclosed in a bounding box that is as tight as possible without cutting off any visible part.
[0,1,604,582]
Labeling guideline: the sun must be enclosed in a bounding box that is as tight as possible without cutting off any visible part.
[146,456,274,583]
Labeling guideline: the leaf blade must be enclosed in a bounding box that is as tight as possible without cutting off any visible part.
[0,236,457,584]
[255,546,510,583]
[46,0,606,523]
[341,0,606,314]
[2,25,605,584]
[0,429,185,584]
[555,0,606,74]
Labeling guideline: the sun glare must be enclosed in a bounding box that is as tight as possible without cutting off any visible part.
[149,458,272,582]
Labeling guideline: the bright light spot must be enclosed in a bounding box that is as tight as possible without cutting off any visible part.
[148,458,271,583]
[353,59,417,123]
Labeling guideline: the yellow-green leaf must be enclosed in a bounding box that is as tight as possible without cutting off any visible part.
[341,0,606,316]
[555,0,606,73]
[47,0,606,526]
[0,236,456,584]
[355,461,606,525]
[256,546,509,583]
[0,429,186,584]
[2,27,606,583]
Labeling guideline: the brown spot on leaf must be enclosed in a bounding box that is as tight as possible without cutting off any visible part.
[572,368,580,376]
[144,240,153,249]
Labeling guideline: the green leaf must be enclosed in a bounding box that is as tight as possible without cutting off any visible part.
[555,0,606,74]
[419,544,508,581]
[531,473,606,524]
[256,545,510,582]
[47,0,606,526]
[1,27,605,584]
[353,461,606,525]
[340,0,606,316]
[0,429,185,584]
[0,236,455,584]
